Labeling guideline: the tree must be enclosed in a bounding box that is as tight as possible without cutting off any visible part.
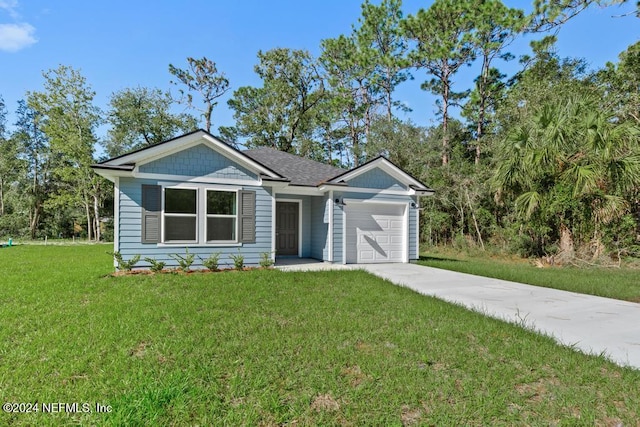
[105,87,197,157]
[0,96,19,218]
[169,57,230,133]
[530,0,638,31]
[28,65,104,241]
[13,100,49,238]
[598,41,640,125]
[402,0,476,166]
[355,0,410,121]
[466,1,525,164]
[493,93,640,259]
[320,34,380,166]
[228,48,325,155]
[495,36,596,133]
[366,117,430,179]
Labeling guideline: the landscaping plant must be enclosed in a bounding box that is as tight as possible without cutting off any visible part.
[109,251,140,271]
[170,248,195,272]
[229,250,245,271]
[200,252,222,271]
[144,257,166,273]
[259,251,275,268]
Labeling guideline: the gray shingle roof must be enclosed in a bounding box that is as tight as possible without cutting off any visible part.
[243,147,345,186]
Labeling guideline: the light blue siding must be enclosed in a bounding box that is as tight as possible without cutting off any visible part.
[409,200,418,260]
[117,177,272,269]
[345,168,406,191]
[332,200,344,263]
[310,195,329,260]
[139,143,257,181]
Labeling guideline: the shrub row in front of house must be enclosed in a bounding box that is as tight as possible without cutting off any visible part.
[109,249,274,274]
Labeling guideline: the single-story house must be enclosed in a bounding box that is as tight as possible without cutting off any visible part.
[92,129,434,269]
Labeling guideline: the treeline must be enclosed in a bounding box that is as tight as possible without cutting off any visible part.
[0,0,638,262]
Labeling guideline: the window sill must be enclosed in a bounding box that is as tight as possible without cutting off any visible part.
[157,242,242,248]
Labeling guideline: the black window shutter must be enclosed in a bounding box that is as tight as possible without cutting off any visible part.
[238,190,256,243]
[141,185,161,243]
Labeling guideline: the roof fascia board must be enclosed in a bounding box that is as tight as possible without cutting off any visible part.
[132,172,262,186]
[101,132,205,166]
[319,185,412,196]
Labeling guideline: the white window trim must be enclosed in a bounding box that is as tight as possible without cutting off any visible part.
[159,183,242,247]
[205,189,239,244]
[162,187,198,244]
[113,177,120,267]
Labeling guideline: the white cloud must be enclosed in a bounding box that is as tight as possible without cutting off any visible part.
[0,0,19,19]
[0,22,36,52]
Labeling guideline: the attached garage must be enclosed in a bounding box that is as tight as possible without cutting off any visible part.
[345,202,407,264]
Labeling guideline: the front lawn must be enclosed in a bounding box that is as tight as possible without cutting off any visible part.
[0,244,638,425]
[418,250,640,302]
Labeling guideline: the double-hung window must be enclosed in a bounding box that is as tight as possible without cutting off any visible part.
[164,188,197,242]
[161,187,239,244]
[206,190,237,242]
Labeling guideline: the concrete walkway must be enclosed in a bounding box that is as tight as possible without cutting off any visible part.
[360,263,640,370]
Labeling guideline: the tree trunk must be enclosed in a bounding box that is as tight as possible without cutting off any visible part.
[30,156,38,238]
[0,178,4,216]
[441,66,450,166]
[558,223,574,260]
[85,200,92,242]
[475,51,490,165]
[466,189,485,251]
[386,69,393,121]
[93,193,101,242]
[205,103,213,133]
[29,206,39,240]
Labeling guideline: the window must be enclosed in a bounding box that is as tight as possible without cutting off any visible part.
[164,188,197,241]
[206,190,236,242]
[160,186,242,244]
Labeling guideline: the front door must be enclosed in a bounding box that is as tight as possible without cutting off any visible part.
[276,202,299,256]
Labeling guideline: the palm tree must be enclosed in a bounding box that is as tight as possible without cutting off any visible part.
[493,96,640,258]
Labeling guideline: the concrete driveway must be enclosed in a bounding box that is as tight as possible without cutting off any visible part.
[361,263,640,370]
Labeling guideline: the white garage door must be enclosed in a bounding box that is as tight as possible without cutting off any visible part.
[345,203,406,264]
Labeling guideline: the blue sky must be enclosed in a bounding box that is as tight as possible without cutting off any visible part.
[0,0,638,142]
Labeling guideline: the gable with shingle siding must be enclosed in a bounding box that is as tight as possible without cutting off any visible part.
[138,143,258,181]
[344,168,407,191]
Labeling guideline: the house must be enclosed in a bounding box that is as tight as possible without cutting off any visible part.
[92,130,434,269]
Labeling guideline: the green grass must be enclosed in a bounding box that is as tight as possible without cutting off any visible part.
[418,249,640,302]
[1,244,639,425]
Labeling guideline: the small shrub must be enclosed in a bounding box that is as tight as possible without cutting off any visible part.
[259,251,275,268]
[170,248,195,272]
[229,250,245,271]
[200,252,222,271]
[109,251,141,271]
[144,257,166,273]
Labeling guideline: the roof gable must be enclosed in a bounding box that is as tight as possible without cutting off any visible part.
[138,143,258,181]
[328,156,431,191]
[96,130,282,179]
[343,168,407,191]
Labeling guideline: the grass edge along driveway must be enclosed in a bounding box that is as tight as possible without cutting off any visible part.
[418,252,640,302]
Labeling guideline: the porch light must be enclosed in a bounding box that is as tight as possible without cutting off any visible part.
[334,198,346,206]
